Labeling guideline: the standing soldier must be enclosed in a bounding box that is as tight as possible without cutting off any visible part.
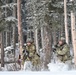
[54,37,72,63]
[22,38,40,70]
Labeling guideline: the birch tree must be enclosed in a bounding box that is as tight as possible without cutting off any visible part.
[64,0,69,44]
[70,0,76,65]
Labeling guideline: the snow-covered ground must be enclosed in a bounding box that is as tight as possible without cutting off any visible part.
[0,71,76,75]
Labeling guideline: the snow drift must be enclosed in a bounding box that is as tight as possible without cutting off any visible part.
[48,62,70,71]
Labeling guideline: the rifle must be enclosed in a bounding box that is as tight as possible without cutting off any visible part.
[22,49,29,60]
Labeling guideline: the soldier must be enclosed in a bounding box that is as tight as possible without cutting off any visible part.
[54,37,71,63]
[22,38,40,70]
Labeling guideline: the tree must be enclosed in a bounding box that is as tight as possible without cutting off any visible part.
[12,0,17,70]
[0,19,6,67]
[34,28,39,53]
[43,26,52,69]
[1,32,4,67]
[70,0,76,65]
[64,0,69,44]
[0,19,5,67]
[17,0,23,68]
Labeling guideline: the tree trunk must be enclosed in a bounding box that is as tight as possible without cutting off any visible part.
[8,26,11,46]
[1,32,4,67]
[12,28,16,50]
[34,28,39,54]
[12,0,17,70]
[60,14,64,37]
[71,11,76,65]
[5,0,8,47]
[5,31,8,47]
[43,26,52,69]
[41,26,44,51]
[17,0,23,56]
[53,30,57,45]
[64,0,69,44]
[13,0,16,57]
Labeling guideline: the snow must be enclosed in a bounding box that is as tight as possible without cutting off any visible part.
[5,16,17,22]
[0,71,76,75]
[24,61,33,71]
[1,3,17,8]
[48,62,70,71]
[4,63,20,71]
[4,46,14,51]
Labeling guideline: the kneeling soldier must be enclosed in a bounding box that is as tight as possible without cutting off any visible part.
[22,38,40,70]
[54,37,72,63]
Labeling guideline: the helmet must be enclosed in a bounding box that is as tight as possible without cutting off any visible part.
[26,38,33,43]
[59,37,66,44]
[60,37,65,41]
